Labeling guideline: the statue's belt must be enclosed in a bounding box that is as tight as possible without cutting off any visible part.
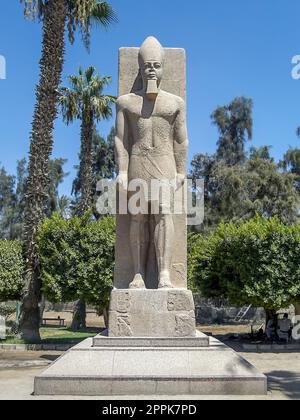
[131,145,173,158]
[130,147,176,179]
[131,152,174,158]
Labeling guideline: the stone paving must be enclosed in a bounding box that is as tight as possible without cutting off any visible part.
[0,348,299,400]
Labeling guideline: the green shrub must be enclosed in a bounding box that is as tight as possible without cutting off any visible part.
[190,216,300,311]
[38,213,115,312]
[0,241,24,301]
[0,302,16,320]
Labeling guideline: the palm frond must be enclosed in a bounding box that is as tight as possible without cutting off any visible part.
[67,1,117,49]
[59,87,81,124]
[92,96,115,121]
[60,66,115,125]
[21,0,44,19]
[90,1,118,27]
[85,66,96,83]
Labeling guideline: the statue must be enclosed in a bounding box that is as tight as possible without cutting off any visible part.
[115,36,188,290]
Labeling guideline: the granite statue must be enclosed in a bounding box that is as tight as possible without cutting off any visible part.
[115,36,188,290]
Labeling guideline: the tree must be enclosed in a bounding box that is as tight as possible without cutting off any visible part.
[0,303,17,321]
[211,157,299,224]
[60,67,115,329]
[187,232,206,293]
[0,241,24,302]
[190,97,254,231]
[191,217,300,316]
[20,0,116,342]
[280,148,300,192]
[47,158,70,216]
[190,153,215,203]
[190,155,299,230]
[57,195,72,219]
[212,97,253,166]
[72,127,116,214]
[60,67,116,216]
[90,127,116,184]
[38,213,115,322]
[102,127,116,179]
[245,157,299,224]
[0,166,16,240]
[190,95,299,231]
[12,159,28,240]
[249,146,273,161]
[0,159,69,241]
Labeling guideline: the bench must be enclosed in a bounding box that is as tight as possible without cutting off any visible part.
[41,317,66,328]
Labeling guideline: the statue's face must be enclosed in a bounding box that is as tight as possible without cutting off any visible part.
[141,60,163,87]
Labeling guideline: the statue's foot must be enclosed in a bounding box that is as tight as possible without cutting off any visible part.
[158,271,174,289]
[129,274,146,289]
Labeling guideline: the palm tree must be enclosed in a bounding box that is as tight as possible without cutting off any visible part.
[60,67,116,216]
[19,0,117,342]
[60,67,115,330]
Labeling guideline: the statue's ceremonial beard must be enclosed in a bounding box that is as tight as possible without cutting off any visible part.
[146,79,158,100]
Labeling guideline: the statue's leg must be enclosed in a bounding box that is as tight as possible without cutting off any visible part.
[154,211,175,289]
[129,213,149,289]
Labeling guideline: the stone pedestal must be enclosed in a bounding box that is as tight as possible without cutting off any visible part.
[109,289,196,338]
[34,336,267,396]
[34,289,267,397]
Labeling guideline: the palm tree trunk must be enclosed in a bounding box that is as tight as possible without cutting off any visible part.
[71,111,94,330]
[76,111,95,217]
[20,0,68,343]
[39,294,46,324]
[103,305,109,329]
[70,299,87,331]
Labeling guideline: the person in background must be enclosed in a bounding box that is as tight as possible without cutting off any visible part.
[266,315,277,341]
[277,313,293,343]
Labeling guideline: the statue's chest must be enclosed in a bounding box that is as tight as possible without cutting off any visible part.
[128,99,177,127]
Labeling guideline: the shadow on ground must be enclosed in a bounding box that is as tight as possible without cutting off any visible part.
[267,370,300,399]
[39,355,60,362]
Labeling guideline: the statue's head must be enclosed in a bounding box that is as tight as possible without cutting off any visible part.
[139,36,165,93]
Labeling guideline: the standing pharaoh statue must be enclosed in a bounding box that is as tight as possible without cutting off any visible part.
[115,36,188,290]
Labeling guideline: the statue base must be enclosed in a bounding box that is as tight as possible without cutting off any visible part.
[108,289,196,338]
[34,290,267,396]
[34,333,267,396]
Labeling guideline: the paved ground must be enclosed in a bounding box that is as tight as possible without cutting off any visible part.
[0,348,300,400]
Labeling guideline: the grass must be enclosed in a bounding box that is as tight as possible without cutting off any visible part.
[1,327,103,345]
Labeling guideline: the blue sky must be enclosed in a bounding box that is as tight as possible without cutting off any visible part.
[1,0,300,196]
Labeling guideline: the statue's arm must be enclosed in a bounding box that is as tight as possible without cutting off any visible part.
[174,98,188,177]
[115,99,129,175]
